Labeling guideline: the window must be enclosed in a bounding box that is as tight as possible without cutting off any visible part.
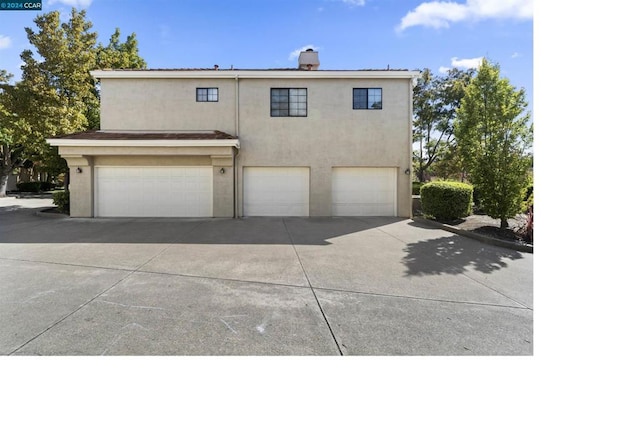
[196,87,218,102]
[353,88,382,110]
[271,88,307,117]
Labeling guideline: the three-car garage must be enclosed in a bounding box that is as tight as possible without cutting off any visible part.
[93,165,399,218]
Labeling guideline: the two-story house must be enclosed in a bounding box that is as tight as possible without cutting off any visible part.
[48,50,417,218]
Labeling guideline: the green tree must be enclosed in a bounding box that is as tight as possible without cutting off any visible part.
[455,58,533,228]
[2,8,146,191]
[413,67,474,181]
[1,70,19,197]
[97,28,147,70]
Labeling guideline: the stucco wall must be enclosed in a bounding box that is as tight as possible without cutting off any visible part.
[100,78,237,133]
[82,74,413,217]
[236,78,412,216]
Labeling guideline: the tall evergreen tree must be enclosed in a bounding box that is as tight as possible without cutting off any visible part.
[455,58,532,228]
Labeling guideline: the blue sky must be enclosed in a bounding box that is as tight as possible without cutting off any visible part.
[0,0,533,108]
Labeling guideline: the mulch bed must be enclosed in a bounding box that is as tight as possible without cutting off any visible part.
[416,210,532,245]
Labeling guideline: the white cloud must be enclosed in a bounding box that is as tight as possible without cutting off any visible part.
[438,57,482,74]
[398,0,533,31]
[511,52,521,58]
[0,35,11,50]
[48,0,93,8]
[342,0,366,6]
[289,45,320,61]
[451,56,484,69]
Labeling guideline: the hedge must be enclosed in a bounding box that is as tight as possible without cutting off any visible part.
[16,182,42,192]
[16,181,56,192]
[420,181,473,220]
[40,182,56,191]
[53,190,70,214]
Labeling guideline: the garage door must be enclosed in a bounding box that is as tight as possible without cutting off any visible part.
[95,167,213,217]
[243,167,309,216]
[332,167,397,216]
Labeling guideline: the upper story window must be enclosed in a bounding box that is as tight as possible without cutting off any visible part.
[353,88,382,110]
[271,88,307,117]
[196,87,218,102]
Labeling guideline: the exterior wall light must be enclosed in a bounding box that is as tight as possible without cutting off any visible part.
[76,167,83,173]
[219,168,225,174]
[404,168,410,175]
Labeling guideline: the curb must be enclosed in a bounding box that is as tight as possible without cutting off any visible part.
[412,217,533,253]
[35,207,70,218]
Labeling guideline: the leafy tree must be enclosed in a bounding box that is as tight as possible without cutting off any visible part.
[97,28,147,70]
[430,142,466,181]
[0,8,146,194]
[21,9,99,131]
[1,70,19,197]
[455,58,533,228]
[413,67,474,181]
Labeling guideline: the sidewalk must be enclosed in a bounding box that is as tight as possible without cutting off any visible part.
[0,194,55,209]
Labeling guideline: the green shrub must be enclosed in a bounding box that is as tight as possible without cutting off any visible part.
[53,190,70,213]
[17,182,41,192]
[420,181,473,220]
[412,181,424,195]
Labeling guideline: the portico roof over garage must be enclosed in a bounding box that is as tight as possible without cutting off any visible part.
[48,130,239,148]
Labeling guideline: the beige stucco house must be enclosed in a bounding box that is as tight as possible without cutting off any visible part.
[48,50,418,218]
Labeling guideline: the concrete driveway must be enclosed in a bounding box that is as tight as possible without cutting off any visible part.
[0,197,533,355]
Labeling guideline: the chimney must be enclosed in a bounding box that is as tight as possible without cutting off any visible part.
[298,48,320,70]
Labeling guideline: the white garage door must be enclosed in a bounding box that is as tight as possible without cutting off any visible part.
[95,167,213,217]
[332,167,397,216]
[243,167,309,216]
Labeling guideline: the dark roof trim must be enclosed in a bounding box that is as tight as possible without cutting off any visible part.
[97,68,410,72]
[57,131,236,140]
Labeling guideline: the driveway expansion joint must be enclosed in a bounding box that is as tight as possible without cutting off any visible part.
[6,222,204,356]
[282,218,344,356]
[312,286,533,311]
[8,269,138,355]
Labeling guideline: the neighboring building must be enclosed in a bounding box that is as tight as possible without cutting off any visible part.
[48,50,418,218]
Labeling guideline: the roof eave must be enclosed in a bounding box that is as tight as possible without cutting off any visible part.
[90,69,419,80]
[47,139,240,148]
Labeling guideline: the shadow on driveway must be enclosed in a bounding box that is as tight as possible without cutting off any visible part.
[403,233,523,277]
[0,211,405,246]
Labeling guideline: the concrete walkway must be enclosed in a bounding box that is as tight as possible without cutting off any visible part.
[0,200,533,355]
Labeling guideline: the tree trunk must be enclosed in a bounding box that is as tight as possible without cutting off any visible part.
[1,143,12,198]
[63,168,70,191]
[0,173,7,198]
[500,218,509,229]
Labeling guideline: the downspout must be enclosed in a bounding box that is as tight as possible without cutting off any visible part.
[233,147,237,218]
[235,74,240,218]
[408,77,415,218]
[235,74,240,137]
